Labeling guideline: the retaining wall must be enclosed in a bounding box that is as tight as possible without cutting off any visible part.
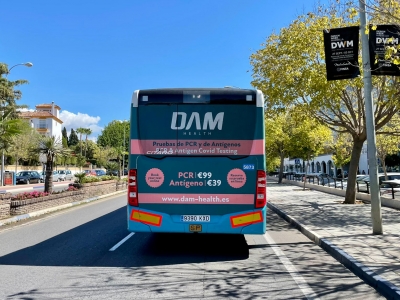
[0,180,127,219]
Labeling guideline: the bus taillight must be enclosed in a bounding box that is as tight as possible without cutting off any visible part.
[128,169,138,206]
[255,170,266,208]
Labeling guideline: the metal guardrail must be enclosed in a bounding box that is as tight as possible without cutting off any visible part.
[273,173,399,199]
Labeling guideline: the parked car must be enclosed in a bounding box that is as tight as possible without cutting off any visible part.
[106,169,127,176]
[57,170,74,181]
[106,170,119,176]
[362,173,400,187]
[16,171,41,184]
[84,170,97,177]
[40,171,62,182]
[94,169,106,176]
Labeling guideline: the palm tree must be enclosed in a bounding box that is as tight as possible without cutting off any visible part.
[76,127,85,156]
[32,136,71,193]
[0,115,23,155]
[83,128,92,158]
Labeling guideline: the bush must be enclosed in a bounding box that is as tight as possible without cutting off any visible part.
[12,191,49,200]
[81,176,100,183]
[74,172,86,184]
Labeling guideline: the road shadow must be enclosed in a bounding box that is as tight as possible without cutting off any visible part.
[0,207,250,267]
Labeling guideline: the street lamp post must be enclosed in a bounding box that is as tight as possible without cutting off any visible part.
[1,62,33,186]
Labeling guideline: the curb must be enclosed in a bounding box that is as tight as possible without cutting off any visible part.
[267,202,400,300]
[0,183,70,194]
[0,190,127,227]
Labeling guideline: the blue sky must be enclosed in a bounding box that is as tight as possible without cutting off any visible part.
[1,0,325,139]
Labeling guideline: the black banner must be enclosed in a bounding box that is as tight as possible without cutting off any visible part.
[323,26,360,81]
[369,25,400,76]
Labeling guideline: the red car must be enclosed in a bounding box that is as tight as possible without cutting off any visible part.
[84,170,97,177]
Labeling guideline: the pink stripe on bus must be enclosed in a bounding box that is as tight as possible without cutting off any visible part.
[130,139,264,155]
[138,193,255,204]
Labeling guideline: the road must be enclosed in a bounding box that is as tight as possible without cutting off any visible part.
[0,194,383,299]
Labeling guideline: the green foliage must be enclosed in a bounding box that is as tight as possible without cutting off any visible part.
[62,127,68,141]
[376,115,400,176]
[31,136,71,193]
[104,161,119,172]
[287,108,332,162]
[0,63,30,155]
[250,4,400,203]
[0,63,29,119]
[74,140,98,160]
[94,146,117,168]
[68,128,79,146]
[62,136,68,148]
[74,172,86,184]
[331,133,352,169]
[75,154,86,168]
[266,156,280,173]
[97,120,129,153]
[81,176,101,183]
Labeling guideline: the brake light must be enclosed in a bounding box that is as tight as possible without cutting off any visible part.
[255,170,266,208]
[128,169,138,206]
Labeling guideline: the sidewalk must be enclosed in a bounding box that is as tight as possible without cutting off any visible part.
[267,178,400,299]
[0,182,70,194]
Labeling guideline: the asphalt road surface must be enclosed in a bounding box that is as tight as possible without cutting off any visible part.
[0,194,383,299]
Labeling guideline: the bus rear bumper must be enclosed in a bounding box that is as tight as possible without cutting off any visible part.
[127,206,266,234]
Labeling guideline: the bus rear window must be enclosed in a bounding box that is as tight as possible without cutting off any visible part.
[139,89,256,105]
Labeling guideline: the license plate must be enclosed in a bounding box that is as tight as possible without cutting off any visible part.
[181,215,210,222]
[189,224,202,232]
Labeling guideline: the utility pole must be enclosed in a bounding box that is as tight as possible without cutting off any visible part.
[359,0,383,234]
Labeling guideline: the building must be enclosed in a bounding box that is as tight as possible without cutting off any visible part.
[20,102,63,141]
[283,144,369,176]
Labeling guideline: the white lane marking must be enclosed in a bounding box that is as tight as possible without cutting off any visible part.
[109,232,135,251]
[264,232,320,300]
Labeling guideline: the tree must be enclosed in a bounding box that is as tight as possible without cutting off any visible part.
[376,116,400,178]
[32,136,70,193]
[331,133,353,172]
[347,1,400,65]
[75,154,86,171]
[62,136,68,148]
[265,106,331,184]
[97,120,129,153]
[68,128,79,146]
[265,112,293,183]
[351,0,400,23]
[7,120,40,172]
[76,127,85,156]
[0,63,29,119]
[93,146,117,168]
[62,127,68,141]
[83,128,92,158]
[250,5,400,204]
[0,63,29,161]
[114,145,128,177]
[286,108,332,189]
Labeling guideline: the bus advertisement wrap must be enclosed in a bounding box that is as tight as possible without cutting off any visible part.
[128,88,266,234]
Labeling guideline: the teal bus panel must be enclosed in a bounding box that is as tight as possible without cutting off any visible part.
[128,88,266,234]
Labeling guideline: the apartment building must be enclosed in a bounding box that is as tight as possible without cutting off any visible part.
[20,102,63,141]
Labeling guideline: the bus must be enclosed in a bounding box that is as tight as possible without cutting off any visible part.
[127,88,266,234]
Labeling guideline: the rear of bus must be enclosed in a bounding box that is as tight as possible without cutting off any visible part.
[127,88,266,234]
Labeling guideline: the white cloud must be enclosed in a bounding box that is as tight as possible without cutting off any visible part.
[59,110,103,140]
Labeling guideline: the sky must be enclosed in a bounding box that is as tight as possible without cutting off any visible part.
[1,0,327,140]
